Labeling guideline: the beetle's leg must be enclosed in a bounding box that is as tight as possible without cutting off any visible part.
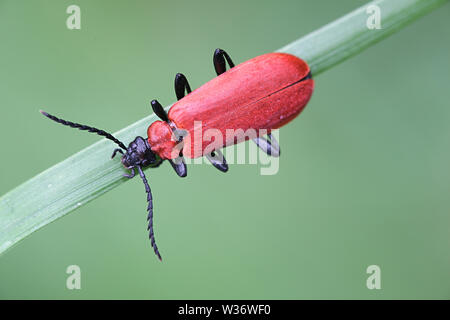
[174,73,192,100]
[111,148,124,159]
[169,157,187,178]
[206,149,228,172]
[268,133,280,154]
[213,48,235,76]
[151,99,169,122]
[252,133,280,157]
[123,167,136,179]
[173,128,188,142]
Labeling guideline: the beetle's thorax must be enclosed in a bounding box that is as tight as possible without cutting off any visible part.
[147,121,182,160]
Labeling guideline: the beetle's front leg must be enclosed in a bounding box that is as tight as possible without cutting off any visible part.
[206,149,228,173]
[123,168,136,179]
[174,73,192,100]
[111,148,124,159]
[169,157,187,178]
[151,99,169,122]
[213,48,235,75]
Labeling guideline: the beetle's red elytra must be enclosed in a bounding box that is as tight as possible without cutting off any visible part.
[148,52,313,159]
[41,49,314,261]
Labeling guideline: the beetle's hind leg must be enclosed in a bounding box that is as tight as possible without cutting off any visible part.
[213,49,235,75]
[174,73,192,100]
[206,149,228,173]
[253,133,280,157]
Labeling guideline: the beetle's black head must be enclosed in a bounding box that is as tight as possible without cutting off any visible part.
[121,136,162,169]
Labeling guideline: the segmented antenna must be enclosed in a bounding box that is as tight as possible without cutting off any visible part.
[40,110,127,150]
[137,166,162,261]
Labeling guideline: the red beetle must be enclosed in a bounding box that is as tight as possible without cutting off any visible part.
[41,49,314,260]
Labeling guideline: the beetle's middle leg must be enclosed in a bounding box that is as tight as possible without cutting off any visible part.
[174,73,192,100]
[213,48,235,75]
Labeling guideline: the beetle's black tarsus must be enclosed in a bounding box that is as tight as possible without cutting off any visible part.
[40,110,127,150]
[169,157,187,178]
[213,48,235,75]
[206,150,228,172]
[151,100,169,122]
[253,133,280,157]
[137,166,162,261]
[174,73,192,100]
[111,148,124,159]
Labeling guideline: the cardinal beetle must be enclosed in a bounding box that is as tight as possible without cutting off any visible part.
[41,49,314,261]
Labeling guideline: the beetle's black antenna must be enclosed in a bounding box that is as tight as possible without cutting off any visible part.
[40,110,127,150]
[137,165,162,261]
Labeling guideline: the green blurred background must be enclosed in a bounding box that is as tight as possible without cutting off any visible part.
[1,0,449,299]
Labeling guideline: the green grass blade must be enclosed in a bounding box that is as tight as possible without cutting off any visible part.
[278,0,448,75]
[0,0,447,255]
